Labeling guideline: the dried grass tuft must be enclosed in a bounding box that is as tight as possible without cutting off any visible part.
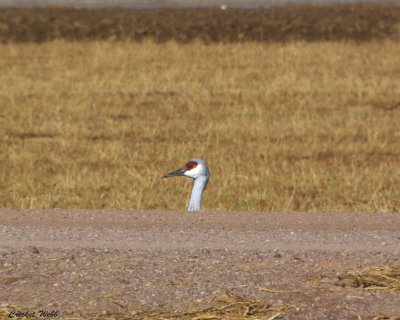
[371,316,400,320]
[111,289,289,320]
[0,290,288,320]
[338,266,400,292]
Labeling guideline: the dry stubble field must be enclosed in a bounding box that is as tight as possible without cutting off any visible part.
[1,39,400,212]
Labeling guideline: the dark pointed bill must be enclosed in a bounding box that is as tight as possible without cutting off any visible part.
[162,167,186,178]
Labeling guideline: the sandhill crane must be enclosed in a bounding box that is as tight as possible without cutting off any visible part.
[162,158,210,212]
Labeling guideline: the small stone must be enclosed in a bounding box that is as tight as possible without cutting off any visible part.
[30,246,39,254]
[273,249,282,258]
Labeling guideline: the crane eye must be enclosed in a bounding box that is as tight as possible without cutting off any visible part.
[185,161,198,170]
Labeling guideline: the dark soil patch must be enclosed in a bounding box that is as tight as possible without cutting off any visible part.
[0,3,399,43]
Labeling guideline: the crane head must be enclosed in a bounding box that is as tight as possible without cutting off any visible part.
[162,158,209,180]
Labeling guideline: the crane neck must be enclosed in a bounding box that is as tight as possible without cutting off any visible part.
[187,175,209,212]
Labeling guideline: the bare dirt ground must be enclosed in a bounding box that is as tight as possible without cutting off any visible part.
[1,4,400,43]
[0,210,399,319]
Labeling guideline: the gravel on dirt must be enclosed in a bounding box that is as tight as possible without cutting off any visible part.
[0,209,399,319]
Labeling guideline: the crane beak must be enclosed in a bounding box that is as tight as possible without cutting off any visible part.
[162,167,186,178]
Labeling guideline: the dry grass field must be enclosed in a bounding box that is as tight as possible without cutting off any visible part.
[1,39,400,212]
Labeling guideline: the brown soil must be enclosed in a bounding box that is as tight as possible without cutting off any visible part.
[0,209,399,319]
[0,4,400,43]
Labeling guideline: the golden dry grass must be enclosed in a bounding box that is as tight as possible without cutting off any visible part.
[110,289,288,320]
[0,289,288,320]
[1,40,400,212]
[338,266,400,292]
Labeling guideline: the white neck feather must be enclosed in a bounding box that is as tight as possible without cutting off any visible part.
[187,175,209,212]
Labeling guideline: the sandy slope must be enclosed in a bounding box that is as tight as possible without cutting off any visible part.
[0,210,399,319]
